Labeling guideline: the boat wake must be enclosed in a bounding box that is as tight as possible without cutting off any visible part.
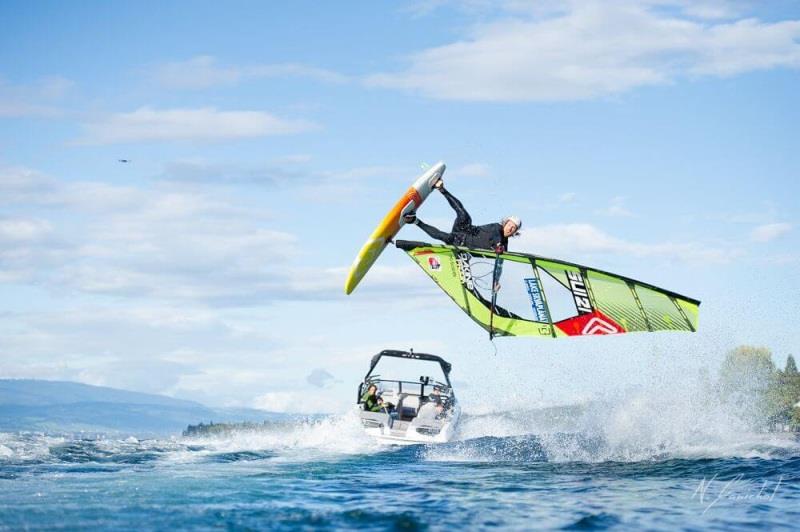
[2,385,798,468]
[3,407,797,531]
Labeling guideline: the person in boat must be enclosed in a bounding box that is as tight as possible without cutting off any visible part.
[361,384,382,412]
[429,387,448,418]
[403,179,521,253]
[416,387,448,421]
[361,384,394,413]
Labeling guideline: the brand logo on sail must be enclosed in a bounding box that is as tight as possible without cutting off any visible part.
[567,270,593,314]
[525,278,550,323]
[428,257,441,271]
[581,317,620,335]
[555,310,625,336]
[455,253,475,291]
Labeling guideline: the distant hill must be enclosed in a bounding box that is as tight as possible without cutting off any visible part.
[0,379,279,435]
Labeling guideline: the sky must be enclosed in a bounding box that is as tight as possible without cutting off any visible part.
[1,0,798,414]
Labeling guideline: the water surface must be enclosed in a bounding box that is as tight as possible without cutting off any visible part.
[1,413,798,530]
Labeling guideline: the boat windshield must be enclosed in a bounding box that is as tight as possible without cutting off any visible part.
[374,379,445,397]
[367,357,450,396]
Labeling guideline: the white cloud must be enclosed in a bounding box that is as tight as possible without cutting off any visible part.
[407,0,747,21]
[318,165,408,181]
[151,55,348,90]
[0,193,70,282]
[153,56,242,89]
[0,218,52,242]
[0,76,73,118]
[368,1,800,101]
[0,304,285,401]
[311,264,434,298]
[454,162,492,178]
[750,222,792,242]
[57,202,302,302]
[251,391,296,412]
[273,154,313,165]
[0,102,62,118]
[0,217,59,282]
[252,390,345,414]
[689,18,800,76]
[293,164,410,204]
[247,63,349,84]
[75,106,318,144]
[558,192,577,203]
[0,165,431,305]
[307,368,337,388]
[518,223,739,263]
[35,76,75,99]
[706,204,780,225]
[670,0,743,20]
[0,166,58,204]
[595,196,635,217]
[0,167,290,302]
[753,253,799,266]
[161,160,309,186]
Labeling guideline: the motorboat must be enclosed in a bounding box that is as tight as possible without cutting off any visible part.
[357,349,461,445]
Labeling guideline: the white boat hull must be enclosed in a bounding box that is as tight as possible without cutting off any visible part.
[360,405,461,445]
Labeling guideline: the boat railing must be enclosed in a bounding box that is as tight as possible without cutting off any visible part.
[358,378,451,404]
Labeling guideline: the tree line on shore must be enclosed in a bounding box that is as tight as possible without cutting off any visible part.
[718,346,800,432]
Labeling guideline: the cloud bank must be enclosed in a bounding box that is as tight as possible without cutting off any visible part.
[0,165,431,305]
[75,107,318,144]
[151,56,348,90]
[518,223,740,263]
[750,222,792,243]
[368,0,800,101]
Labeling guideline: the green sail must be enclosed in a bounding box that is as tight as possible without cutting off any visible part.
[396,240,699,339]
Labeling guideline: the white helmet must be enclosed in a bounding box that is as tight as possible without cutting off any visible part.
[502,215,522,235]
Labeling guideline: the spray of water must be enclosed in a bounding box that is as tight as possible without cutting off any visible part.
[425,373,800,463]
[177,409,374,462]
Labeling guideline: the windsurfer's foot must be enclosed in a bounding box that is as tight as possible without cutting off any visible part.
[403,212,417,224]
[434,179,444,190]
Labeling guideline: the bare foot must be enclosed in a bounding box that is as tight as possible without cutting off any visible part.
[434,179,444,189]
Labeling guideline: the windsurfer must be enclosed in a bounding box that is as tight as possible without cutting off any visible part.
[403,180,521,252]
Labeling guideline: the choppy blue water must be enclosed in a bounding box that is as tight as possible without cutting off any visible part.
[1,413,799,530]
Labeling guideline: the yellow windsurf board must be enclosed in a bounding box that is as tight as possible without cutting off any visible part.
[344,161,446,294]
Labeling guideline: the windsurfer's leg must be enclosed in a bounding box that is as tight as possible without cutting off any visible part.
[416,220,454,244]
[440,187,472,229]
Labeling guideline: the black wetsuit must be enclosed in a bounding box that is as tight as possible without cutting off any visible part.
[417,188,508,251]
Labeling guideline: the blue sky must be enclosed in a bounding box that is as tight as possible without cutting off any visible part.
[1,0,798,413]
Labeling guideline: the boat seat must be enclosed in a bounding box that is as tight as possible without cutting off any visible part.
[396,394,420,420]
[414,402,447,429]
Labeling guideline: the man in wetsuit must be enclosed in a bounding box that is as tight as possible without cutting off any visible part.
[403,179,521,252]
